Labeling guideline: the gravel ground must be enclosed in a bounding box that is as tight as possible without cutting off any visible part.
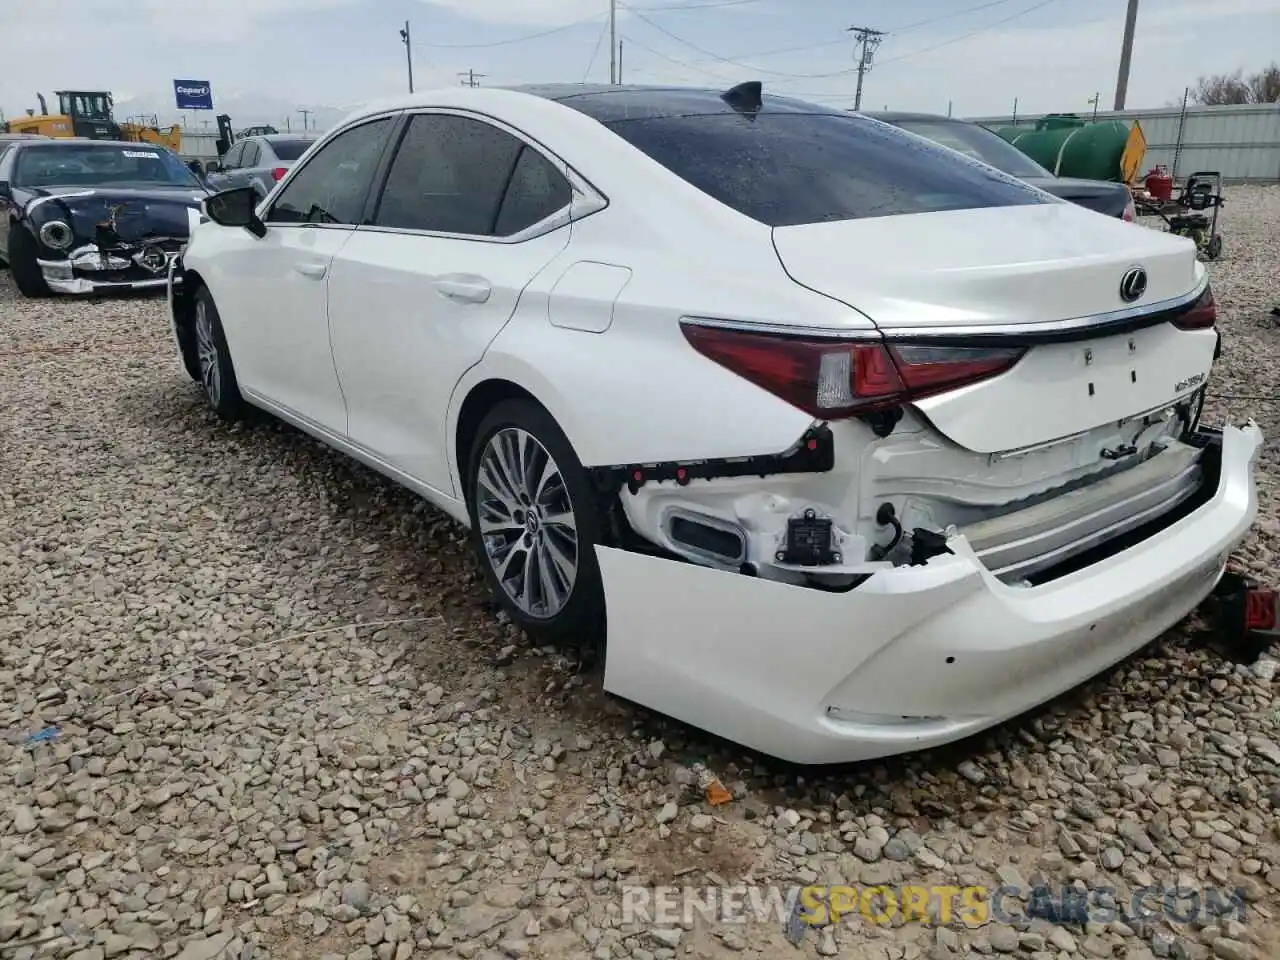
[3,187,1280,960]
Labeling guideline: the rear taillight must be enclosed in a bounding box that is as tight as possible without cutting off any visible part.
[679,322,1025,419]
[270,167,288,181]
[1122,194,1136,222]
[1171,286,1216,330]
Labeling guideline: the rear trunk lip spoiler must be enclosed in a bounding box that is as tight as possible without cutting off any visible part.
[872,273,1209,346]
[682,274,1209,347]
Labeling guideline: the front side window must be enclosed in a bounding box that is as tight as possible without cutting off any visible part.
[267,117,393,226]
[241,141,261,167]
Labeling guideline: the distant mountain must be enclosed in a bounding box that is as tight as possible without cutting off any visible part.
[113,90,357,133]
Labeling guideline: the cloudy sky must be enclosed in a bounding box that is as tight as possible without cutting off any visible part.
[2,0,1276,132]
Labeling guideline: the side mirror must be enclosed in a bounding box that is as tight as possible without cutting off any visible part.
[185,159,204,177]
[204,186,266,238]
[205,161,222,173]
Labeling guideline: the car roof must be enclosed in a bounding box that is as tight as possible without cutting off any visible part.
[10,138,173,150]
[864,111,965,124]
[343,82,846,128]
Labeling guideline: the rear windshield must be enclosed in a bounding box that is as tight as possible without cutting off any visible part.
[270,139,314,162]
[600,110,1051,227]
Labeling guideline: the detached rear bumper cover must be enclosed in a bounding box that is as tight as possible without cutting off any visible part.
[600,422,1262,765]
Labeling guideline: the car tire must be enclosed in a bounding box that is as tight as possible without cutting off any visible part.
[465,399,607,649]
[8,228,52,298]
[192,287,246,421]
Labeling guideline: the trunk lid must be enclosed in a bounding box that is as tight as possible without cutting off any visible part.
[772,203,1213,453]
[772,202,1198,331]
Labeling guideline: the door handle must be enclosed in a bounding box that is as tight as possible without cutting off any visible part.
[433,275,491,304]
[294,261,327,279]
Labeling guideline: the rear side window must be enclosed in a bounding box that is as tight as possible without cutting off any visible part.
[241,141,260,167]
[494,146,572,236]
[375,114,521,236]
[602,111,1050,226]
[375,114,572,237]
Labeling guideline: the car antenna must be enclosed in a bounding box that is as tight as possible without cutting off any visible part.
[721,80,763,117]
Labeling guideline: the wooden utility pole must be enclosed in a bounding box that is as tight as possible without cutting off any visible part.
[458,69,486,88]
[400,20,415,93]
[848,26,886,112]
[609,0,618,84]
[1113,0,1139,110]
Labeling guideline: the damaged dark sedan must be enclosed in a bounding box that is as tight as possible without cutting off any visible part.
[0,139,210,297]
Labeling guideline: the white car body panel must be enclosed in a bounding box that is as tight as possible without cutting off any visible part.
[327,226,572,497]
[174,85,1263,764]
[194,223,351,434]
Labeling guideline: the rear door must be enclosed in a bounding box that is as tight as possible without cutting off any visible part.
[326,110,575,496]
[206,140,244,192]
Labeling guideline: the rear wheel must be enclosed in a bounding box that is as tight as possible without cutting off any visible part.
[8,228,52,298]
[465,400,606,648]
[193,287,246,421]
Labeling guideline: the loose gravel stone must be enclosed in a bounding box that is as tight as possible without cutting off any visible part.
[2,186,1280,960]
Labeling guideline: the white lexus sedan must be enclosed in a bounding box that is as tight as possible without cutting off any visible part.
[168,82,1262,764]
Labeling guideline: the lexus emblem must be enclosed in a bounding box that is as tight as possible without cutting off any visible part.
[1119,266,1148,303]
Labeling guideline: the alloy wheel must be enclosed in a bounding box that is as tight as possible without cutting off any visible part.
[476,427,579,619]
[194,300,221,406]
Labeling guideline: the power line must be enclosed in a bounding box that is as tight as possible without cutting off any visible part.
[621,3,860,79]
[416,16,599,49]
[873,0,1064,69]
[891,0,1021,33]
[458,69,486,87]
[583,17,612,82]
[848,26,886,111]
[618,0,1030,76]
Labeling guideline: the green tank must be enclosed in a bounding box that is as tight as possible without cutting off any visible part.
[992,114,1145,183]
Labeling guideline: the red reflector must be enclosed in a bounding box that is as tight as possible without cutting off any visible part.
[679,322,1025,419]
[1245,588,1278,632]
[1171,286,1216,330]
[270,167,288,181]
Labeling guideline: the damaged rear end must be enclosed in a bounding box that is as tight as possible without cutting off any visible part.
[607,204,1234,590]
[593,205,1261,764]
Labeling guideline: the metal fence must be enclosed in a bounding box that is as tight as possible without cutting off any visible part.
[965,102,1280,183]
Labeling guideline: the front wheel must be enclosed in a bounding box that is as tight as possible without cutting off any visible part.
[192,287,246,421]
[465,400,606,647]
[8,228,52,298]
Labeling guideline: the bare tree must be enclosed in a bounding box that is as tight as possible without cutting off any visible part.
[1250,64,1280,104]
[1191,63,1280,104]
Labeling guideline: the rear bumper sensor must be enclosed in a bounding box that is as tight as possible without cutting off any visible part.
[590,424,835,496]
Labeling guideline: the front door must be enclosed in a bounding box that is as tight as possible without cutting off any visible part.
[206,116,396,435]
[326,111,576,496]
